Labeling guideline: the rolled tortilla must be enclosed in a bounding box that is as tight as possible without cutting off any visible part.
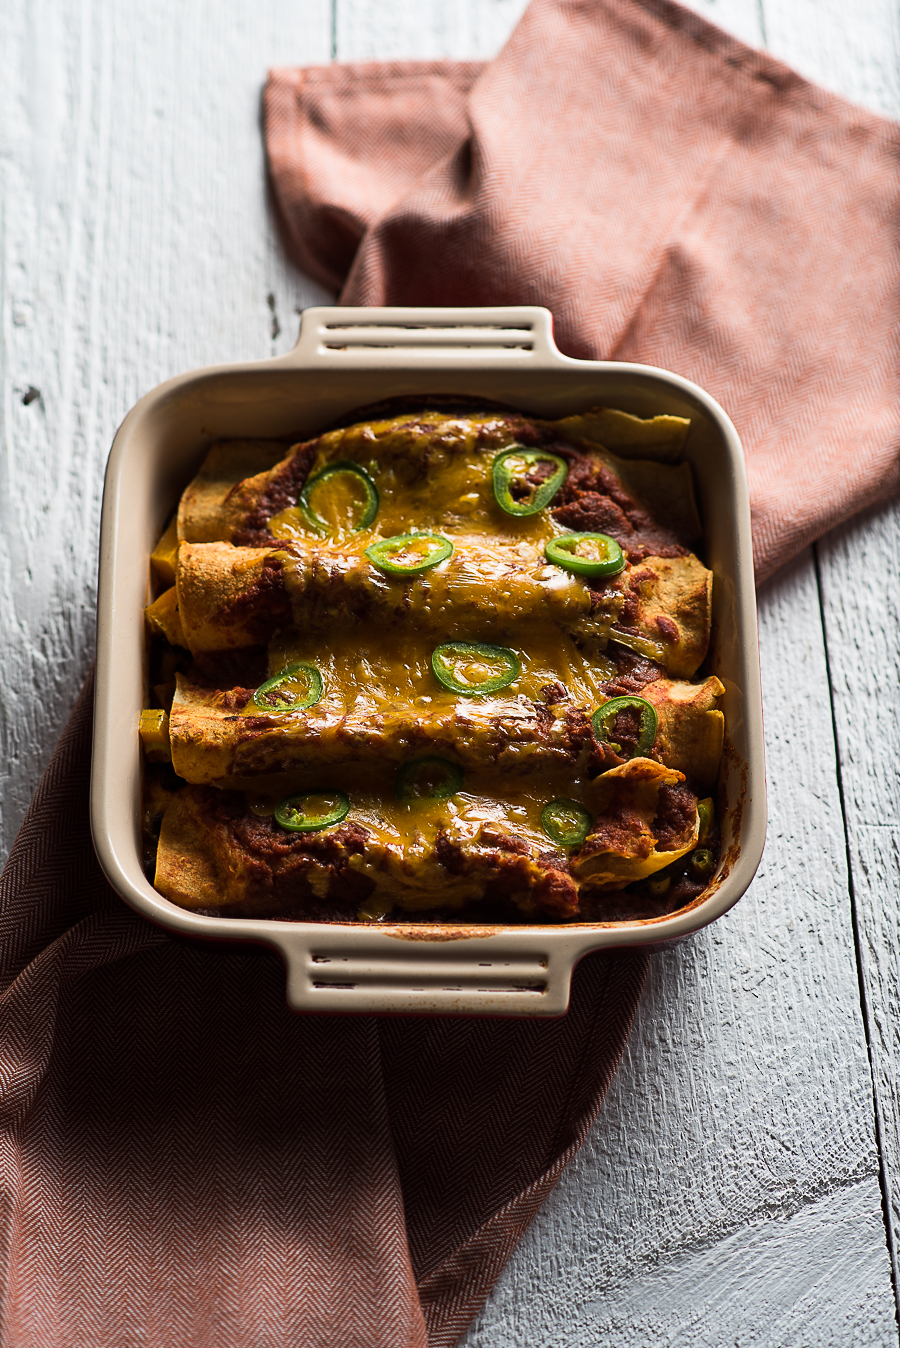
[174,409,700,552]
[167,668,720,791]
[610,554,712,677]
[640,675,725,789]
[572,759,699,888]
[168,673,607,785]
[174,538,613,653]
[177,439,295,543]
[155,783,581,919]
[555,408,691,463]
[176,544,292,652]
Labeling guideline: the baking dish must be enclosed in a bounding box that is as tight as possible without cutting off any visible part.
[92,305,766,1017]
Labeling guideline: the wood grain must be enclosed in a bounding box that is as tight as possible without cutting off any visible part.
[336,0,531,61]
[2,0,900,1341]
[467,1181,894,1346]
[0,0,332,857]
[817,504,900,1310]
[763,0,900,113]
[463,554,896,1344]
[763,0,900,1323]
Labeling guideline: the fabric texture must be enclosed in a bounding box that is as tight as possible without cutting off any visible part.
[7,0,898,1341]
[266,0,900,583]
[0,676,648,1347]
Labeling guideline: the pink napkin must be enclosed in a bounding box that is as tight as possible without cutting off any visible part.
[266,0,900,582]
[0,678,648,1346]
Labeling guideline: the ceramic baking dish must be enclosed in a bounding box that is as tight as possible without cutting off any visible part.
[92,305,765,1017]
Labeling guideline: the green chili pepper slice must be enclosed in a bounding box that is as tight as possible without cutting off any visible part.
[544,532,626,578]
[492,448,567,517]
[252,662,324,713]
[298,461,379,534]
[431,641,521,697]
[395,756,464,801]
[689,848,716,881]
[592,695,658,758]
[697,797,715,845]
[541,799,593,847]
[365,532,453,577]
[274,790,350,832]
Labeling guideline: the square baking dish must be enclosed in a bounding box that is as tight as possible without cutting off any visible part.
[92,305,766,1017]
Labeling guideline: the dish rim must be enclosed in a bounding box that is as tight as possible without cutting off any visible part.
[91,304,766,1016]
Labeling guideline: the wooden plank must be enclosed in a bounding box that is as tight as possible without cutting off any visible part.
[763,0,900,113]
[0,0,332,860]
[463,554,896,1344]
[336,0,531,61]
[763,0,900,1323]
[2,0,897,1339]
[466,1181,895,1346]
[848,826,900,1241]
[817,505,900,1309]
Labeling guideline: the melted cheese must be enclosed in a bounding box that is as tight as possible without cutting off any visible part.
[245,765,583,911]
[155,407,718,920]
[268,625,615,709]
[276,536,610,636]
[268,439,562,548]
[169,625,617,785]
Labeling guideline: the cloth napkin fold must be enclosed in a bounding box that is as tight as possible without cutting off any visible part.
[266,0,900,583]
[0,679,647,1346]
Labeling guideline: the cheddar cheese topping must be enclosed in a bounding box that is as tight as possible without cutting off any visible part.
[141,401,724,925]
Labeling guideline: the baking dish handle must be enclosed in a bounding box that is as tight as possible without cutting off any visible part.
[270,926,586,1018]
[280,305,572,370]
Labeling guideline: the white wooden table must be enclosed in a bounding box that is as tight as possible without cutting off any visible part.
[3,0,900,1341]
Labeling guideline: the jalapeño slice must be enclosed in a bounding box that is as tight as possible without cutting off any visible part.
[492,448,567,517]
[541,799,593,847]
[252,662,324,713]
[592,695,658,758]
[395,756,464,801]
[697,797,715,845]
[274,790,350,832]
[431,641,521,697]
[298,461,379,534]
[689,848,716,881]
[365,532,453,577]
[545,532,625,578]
